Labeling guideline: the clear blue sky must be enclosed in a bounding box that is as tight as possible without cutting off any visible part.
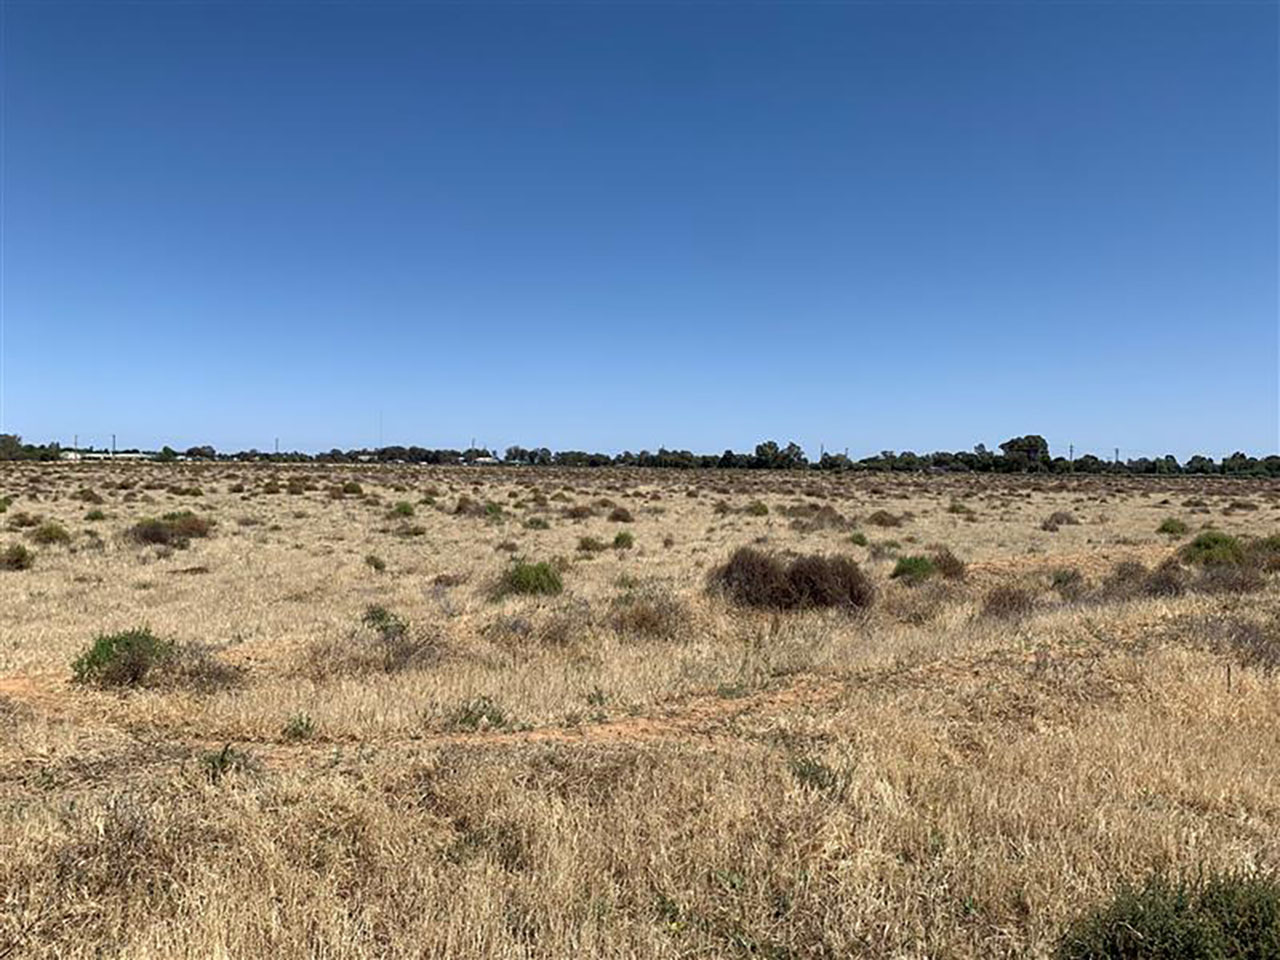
[3,0,1277,459]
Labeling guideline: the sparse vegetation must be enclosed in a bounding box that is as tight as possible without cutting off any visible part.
[2,462,1279,959]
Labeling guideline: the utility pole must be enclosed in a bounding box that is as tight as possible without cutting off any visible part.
[1114,447,1120,466]
[1068,444,1074,472]
[274,437,279,455]
[112,434,117,458]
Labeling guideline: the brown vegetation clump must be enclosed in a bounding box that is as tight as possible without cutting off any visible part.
[709,547,873,611]
[782,502,850,532]
[607,506,634,523]
[127,511,214,548]
[930,547,967,580]
[610,587,690,642]
[981,584,1035,619]
[1040,511,1079,532]
[866,510,902,528]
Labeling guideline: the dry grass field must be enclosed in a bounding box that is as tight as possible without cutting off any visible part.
[2,462,1279,958]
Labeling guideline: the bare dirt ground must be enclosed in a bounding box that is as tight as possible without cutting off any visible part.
[1,462,1278,958]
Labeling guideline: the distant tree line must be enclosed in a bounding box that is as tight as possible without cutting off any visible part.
[3,432,1278,476]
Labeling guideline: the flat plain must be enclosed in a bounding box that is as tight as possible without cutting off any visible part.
[1,462,1278,958]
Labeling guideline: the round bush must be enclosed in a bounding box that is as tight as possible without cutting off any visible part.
[1056,870,1280,960]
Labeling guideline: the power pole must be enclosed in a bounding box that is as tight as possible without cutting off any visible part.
[112,434,117,458]
[1068,444,1074,472]
[1114,447,1120,466]
[274,437,279,455]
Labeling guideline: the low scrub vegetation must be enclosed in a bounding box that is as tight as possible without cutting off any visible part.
[1055,869,1280,960]
[981,585,1034,619]
[1181,530,1245,567]
[69,628,241,691]
[495,561,564,598]
[708,546,874,611]
[30,520,71,545]
[127,511,214,548]
[72,628,175,686]
[297,605,442,680]
[890,555,936,584]
[0,543,34,570]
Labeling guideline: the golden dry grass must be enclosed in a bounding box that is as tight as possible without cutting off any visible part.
[1,462,1279,957]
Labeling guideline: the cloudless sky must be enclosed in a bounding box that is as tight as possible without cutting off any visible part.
[3,0,1277,459]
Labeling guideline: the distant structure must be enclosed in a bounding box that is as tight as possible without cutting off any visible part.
[60,450,151,462]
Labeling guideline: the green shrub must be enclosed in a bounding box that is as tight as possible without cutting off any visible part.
[0,543,34,571]
[577,536,608,553]
[389,501,415,518]
[30,521,70,545]
[365,554,386,573]
[85,509,106,522]
[497,561,563,598]
[72,627,175,687]
[890,555,936,584]
[1182,531,1246,567]
[745,501,769,517]
[613,531,634,550]
[524,517,551,530]
[342,481,364,496]
[0,495,11,513]
[849,531,868,547]
[1157,517,1189,537]
[1055,869,1280,960]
